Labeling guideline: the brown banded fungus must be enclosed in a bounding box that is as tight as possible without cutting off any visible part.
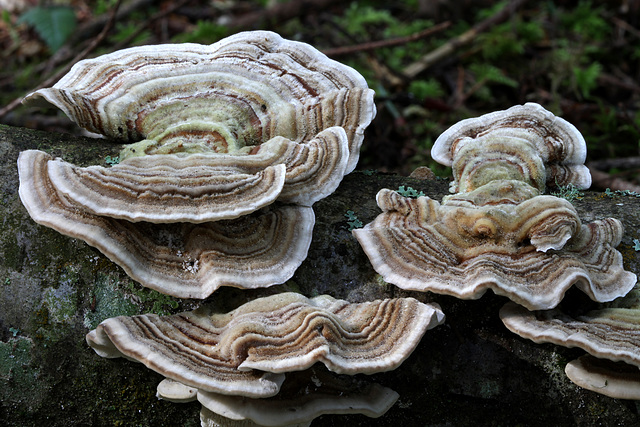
[18,31,376,297]
[500,288,640,398]
[354,103,636,310]
[22,30,375,208]
[86,292,444,397]
[565,355,640,400]
[158,366,399,426]
[19,150,315,299]
[431,103,591,192]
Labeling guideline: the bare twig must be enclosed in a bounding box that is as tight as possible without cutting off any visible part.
[366,56,404,88]
[0,0,123,119]
[403,0,531,79]
[611,16,640,40]
[228,0,343,29]
[597,72,640,94]
[588,165,640,192]
[36,0,155,76]
[111,0,194,50]
[589,157,640,171]
[322,21,451,57]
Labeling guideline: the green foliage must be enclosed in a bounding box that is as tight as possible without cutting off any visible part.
[18,6,77,52]
[560,1,609,41]
[110,21,151,45]
[470,63,517,87]
[125,281,179,315]
[94,0,120,16]
[339,3,396,36]
[572,62,601,98]
[409,78,445,100]
[15,63,36,88]
[172,20,230,44]
[633,239,640,252]
[477,16,544,60]
[345,210,363,231]
[2,9,20,47]
[397,185,425,198]
[467,63,517,102]
[333,2,434,73]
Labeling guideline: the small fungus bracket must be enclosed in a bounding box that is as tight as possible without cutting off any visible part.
[355,103,636,310]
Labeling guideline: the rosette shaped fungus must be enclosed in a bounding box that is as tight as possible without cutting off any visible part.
[86,292,445,397]
[157,366,399,426]
[22,30,376,210]
[21,128,347,223]
[19,150,315,299]
[354,103,636,310]
[18,31,375,297]
[431,103,592,193]
[500,288,640,399]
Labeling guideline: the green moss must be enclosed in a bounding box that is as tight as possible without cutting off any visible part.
[0,335,47,412]
[587,402,606,417]
[373,274,390,288]
[0,335,34,380]
[83,274,139,330]
[123,281,179,316]
[0,236,22,271]
[42,274,79,324]
[479,379,501,399]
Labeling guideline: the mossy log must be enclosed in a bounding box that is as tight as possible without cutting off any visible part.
[1,124,640,426]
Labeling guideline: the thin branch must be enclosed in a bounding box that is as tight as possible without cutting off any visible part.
[111,0,194,50]
[228,0,343,29]
[598,72,640,94]
[611,16,640,40]
[589,157,640,171]
[403,0,531,79]
[0,0,123,119]
[588,165,640,193]
[322,21,451,57]
[36,0,155,76]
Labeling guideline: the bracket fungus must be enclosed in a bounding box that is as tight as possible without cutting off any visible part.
[500,288,640,399]
[21,30,375,209]
[565,355,640,400]
[354,103,636,310]
[86,292,444,397]
[17,31,377,297]
[158,366,399,426]
[431,103,591,192]
[19,149,315,298]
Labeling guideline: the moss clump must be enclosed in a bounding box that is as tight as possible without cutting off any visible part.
[0,335,48,414]
[83,274,139,330]
[123,281,179,316]
[43,281,78,324]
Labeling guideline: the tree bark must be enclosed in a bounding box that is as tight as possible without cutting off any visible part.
[1,124,639,426]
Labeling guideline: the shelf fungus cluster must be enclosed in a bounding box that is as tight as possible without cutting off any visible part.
[87,292,445,424]
[501,287,640,400]
[354,102,639,399]
[354,103,636,311]
[158,368,400,427]
[18,30,376,298]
